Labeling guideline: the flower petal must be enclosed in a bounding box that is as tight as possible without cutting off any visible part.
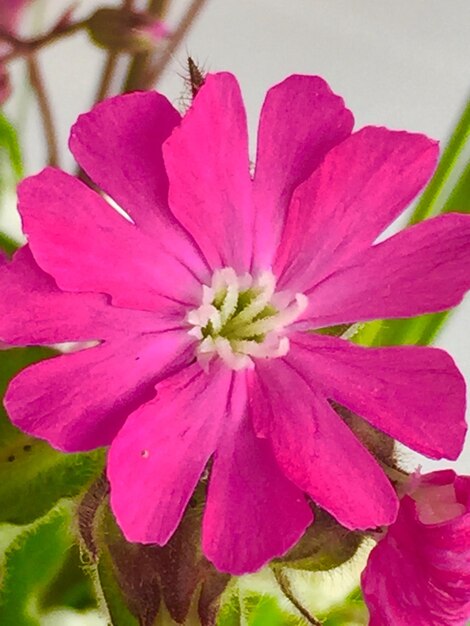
[69,91,178,232]
[302,213,470,327]
[0,246,171,345]
[163,73,254,272]
[18,168,206,312]
[4,330,192,452]
[203,374,312,574]
[251,75,353,271]
[250,359,397,530]
[108,363,233,545]
[362,470,470,626]
[288,333,467,460]
[274,126,438,292]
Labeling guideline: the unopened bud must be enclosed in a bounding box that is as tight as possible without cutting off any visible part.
[273,507,363,572]
[86,8,169,54]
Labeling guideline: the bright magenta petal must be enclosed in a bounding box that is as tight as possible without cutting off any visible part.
[250,359,397,530]
[252,74,353,271]
[108,364,233,545]
[69,91,178,232]
[362,470,470,626]
[163,73,254,272]
[203,374,312,574]
[5,331,192,452]
[0,246,171,344]
[274,126,438,292]
[302,213,470,327]
[18,168,206,312]
[289,333,467,460]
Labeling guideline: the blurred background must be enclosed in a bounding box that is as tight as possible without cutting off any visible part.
[1,2,470,624]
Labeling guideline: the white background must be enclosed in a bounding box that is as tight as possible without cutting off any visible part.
[3,0,470,475]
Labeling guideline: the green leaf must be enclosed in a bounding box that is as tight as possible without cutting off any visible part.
[319,587,367,626]
[243,593,302,626]
[0,112,23,184]
[0,230,19,256]
[0,503,74,625]
[0,347,105,524]
[40,545,97,611]
[217,590,242,626]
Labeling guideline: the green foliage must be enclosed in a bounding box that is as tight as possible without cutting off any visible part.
[0,503,74,625]
[243,593,302,626]
[0,231,18,256]
[0,347,105,525]
[0,112,23,186]
[319,588,367,625]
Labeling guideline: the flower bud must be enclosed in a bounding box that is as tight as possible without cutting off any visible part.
[273,507,363,572]
[78,478,229,625]
[86,8,168,54]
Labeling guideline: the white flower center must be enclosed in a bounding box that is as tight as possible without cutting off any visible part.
[187,268,308,371]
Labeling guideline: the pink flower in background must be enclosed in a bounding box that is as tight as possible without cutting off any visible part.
[362,470,470,626]
[0,0,30,103]
[1,73,470,573]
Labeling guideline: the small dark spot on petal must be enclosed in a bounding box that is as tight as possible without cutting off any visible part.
[135,356,141,361]
[7,455,15,462]
[141,449,149,458]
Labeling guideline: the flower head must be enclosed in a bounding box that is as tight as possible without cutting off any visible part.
[362,470,470,626]
[1,73,470,573]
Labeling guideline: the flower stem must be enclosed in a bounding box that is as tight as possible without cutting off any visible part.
[27,56,59,167]
[94,52,119,103]
[122,0,171,92]
[147,0,208,87]
[0,19,88,64]
[273,568,322,625]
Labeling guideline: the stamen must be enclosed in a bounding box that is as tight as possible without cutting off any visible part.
[187,268,307,371]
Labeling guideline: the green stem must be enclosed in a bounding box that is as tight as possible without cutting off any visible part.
[123,0,171,92]
[273,568,322,625]
[146,0,208,87]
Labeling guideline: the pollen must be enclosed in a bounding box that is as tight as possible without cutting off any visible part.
[187,268,308,371]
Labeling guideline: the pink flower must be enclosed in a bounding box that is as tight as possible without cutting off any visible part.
[362,470,470,625]
[0,0,31,104]
[1,73,470,574]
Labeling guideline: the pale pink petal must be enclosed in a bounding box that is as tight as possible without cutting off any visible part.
[288,333,466,460]
[274,127,438,292]
[163,73,254,272]
[251,75,353,271]
[18,168,206,312]
[203,373,312,574]
[362,470,470,626]
[301,213,470,328]
[0,246,172,344]
[108,363,233,545]
[250,359,397,530]
[5,330,192,452]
